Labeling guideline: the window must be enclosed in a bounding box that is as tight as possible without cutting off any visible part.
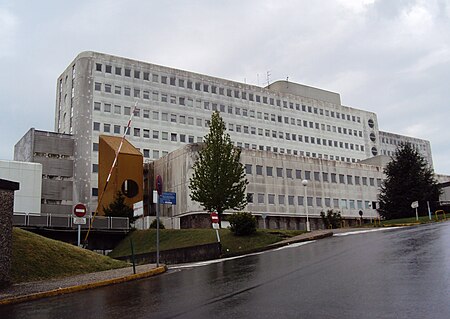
[125,68,131,77]
[115,86,121,95]
[103,123,110,133]
[322,172,329,182]
[296,170,302,179]
[286,169,293,178]
[339,174,345,184]
[94,82,101,91]
[325,198,331,207]
[134,88,140,98]
[143,149,150,158]
[171,133,177,141]
[331,173,337,183]
[288,196,294,205]
[152,74,159,82]
[92,188,98,196]
[115,67,122,75]
[143,72,149,81]
[316,197,322,207]
[95,63,102,71]
[114,125,120,134]
[104,103,111,112]
[298,196,304,206]
[278,195,285,205]
[258,193,265,204]
[162,132,168,140]
[277,167,283,177]
[370,178,375,186]
[153,130,159,139]
[104,84,111,93]
[93,143,99,152]
[307,197,313,207]
[266,166,273,176]
[268,194,275,204]
[347,175,353,185]
[314,172,320,181]
[247,193,253,204]
[124,107,131,115]
[245,164,252,174]
[256,165,263,175]
[143,129,149,138]
[124,87,131,96]
[134,128,140,137]
[305,171,311,180]
[94,102,101,111]
[153,150,160,159]
[93,122,100,131]
[92,164,98,173]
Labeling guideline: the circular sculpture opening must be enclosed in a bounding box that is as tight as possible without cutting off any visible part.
[121,179,139,198]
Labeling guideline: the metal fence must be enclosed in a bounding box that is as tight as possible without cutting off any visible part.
[12,213,129,230]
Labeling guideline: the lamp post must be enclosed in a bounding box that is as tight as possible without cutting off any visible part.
[302,179,311,232]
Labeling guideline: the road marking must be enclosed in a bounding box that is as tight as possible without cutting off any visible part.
[334,227,401,237]
[170,240,317,270]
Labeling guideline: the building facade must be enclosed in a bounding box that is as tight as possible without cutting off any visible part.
[153,144,383,230]
[54,51,433,215]
[14,128,74,215]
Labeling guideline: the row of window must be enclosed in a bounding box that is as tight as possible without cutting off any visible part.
[93,102,366,151]
[94,62,364,124]
[247,193,374,210]
[92,119,365,163]
[92,89,365,140]
[244,164,382,187]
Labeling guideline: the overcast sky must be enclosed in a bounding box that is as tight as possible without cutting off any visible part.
[1,0,449,175]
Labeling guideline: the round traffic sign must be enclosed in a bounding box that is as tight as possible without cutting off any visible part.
[74,203,87,217]
[211,211,219,223]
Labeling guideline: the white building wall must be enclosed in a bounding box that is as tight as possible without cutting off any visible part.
[56,51,386,212]
[0,160,42,214]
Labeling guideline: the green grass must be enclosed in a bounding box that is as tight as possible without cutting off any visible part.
[11,228,129,283]
[368,212,448,227]
[109,228,305,258]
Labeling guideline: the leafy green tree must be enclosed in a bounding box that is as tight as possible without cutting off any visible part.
[103,191,136,226]
[189,111,249,227]
[378,142,441,219]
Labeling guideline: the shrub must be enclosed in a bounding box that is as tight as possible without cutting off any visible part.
[320,209,342,229]
[150,219,165,229]
[228,212,257,236]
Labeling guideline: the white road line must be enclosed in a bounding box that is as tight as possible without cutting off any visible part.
[334,227,402,237]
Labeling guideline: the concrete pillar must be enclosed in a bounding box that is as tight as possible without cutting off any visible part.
[0,179,20,288]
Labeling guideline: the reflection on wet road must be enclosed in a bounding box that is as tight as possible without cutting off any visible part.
[2,223,449,319]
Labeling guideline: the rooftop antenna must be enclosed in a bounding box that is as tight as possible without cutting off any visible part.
[286,76,289,88]
[266,70,271,87]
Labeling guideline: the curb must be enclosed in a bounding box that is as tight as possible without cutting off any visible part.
[0,265,167,306]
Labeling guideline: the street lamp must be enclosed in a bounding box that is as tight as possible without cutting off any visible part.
[302,179,311,232]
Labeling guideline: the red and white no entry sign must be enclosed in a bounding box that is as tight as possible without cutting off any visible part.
[211,211,219,223]
[74,203,87,217]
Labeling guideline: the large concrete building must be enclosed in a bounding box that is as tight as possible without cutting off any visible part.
[14,128,74,215]
[53,51,434,217]
[153,144,383,229]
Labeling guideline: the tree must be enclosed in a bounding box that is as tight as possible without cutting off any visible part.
[320,209,342,229]
[189,111,249,226]
[378,142,441,220]
[103,191,136,226]
[228,212,257,236]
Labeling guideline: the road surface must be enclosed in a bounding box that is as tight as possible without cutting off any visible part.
[2,222,449,318]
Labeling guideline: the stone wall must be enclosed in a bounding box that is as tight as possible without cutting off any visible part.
[0,179,19,288]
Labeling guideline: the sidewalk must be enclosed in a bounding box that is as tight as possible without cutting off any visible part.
[0,263,167,306]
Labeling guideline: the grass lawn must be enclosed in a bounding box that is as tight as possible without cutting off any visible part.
[11,228,129,283]
[109,228,305,258]
[368,212,448,227]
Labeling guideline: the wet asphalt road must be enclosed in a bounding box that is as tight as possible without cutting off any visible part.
[1,222,449,319]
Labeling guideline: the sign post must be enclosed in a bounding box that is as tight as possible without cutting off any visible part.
[411,201,419,221]
[73,203,87,247]
[211,211,220,243]
[155,175,163,267]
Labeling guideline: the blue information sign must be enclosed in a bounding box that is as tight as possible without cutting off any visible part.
[160,192,176,205]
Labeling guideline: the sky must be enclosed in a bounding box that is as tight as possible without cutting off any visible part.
[1,0,449,175]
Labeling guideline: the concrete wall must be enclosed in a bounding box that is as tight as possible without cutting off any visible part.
[0,160,42,214]
[0,179,19,288]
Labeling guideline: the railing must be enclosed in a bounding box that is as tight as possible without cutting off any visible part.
[12,213,129,231]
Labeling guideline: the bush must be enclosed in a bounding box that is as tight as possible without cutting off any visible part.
[150,219,165,229]
[320,209,342,229]
[228,212,257,236]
